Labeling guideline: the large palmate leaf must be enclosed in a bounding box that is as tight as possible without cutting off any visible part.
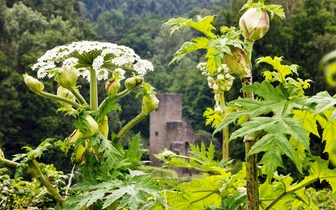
[215,81,310,180]
[63,173,162,210]
[306,92,336,165]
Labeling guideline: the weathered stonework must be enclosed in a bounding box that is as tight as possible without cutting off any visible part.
[149,93,194,175]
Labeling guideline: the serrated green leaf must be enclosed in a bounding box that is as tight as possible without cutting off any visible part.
[260,151,284,183]
[289,137,306,174]
[65,174,161,210]
[293,110,320,137]
[256,57,292,83]
[307,91,336,114]
[125,133,144,161]
[216,81,310,180]
[163,16,216,38]
[167,176,222,209]
[203,108,222,127]
[221,192,247,210]
[170,37,209,64]
[291,157,336,193]
[189,142,215,165]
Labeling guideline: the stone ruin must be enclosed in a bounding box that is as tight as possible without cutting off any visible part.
[149,93,194,176]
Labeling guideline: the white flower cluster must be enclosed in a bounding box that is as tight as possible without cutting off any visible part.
[32,41,154,81]
[197,62,235,92]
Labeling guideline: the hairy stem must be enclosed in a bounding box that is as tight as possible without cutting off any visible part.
[243,39,259,210]
[116,113,146,140]
[89,67,98,110]
[242,76,259,210]
[27,159,64,204]
[40,91,80,109]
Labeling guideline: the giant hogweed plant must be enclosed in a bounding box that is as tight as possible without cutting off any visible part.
[157,0,336,209]
[0,41,165,209]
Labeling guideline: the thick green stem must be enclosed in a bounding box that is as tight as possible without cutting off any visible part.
[68,86,88,106]
[116,113,146,140]
[242,76,259,210]
[40,91,80,108]
[219,92,229,161]
[242,77,258,209]
[243,39,259,210]
[245,40,254,61]
[89,67,98,110]
[27,159,64,205]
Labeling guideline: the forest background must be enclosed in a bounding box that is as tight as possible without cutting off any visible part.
[0,0,336,175]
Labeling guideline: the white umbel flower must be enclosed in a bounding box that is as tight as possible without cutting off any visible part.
[32,41,154,81]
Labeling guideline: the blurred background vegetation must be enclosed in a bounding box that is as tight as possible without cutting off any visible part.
[0,0,335,175]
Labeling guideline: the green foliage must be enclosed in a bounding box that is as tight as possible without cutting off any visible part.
[162,164,246,210]
[259,157,336,209]
[156,142,229,174]
[64,173,163,210]
[0,165,68,209]
[240,0,285,19]
[164,17,245,74]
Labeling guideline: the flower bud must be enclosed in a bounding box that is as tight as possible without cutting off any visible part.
[161,149,176,159]
[222,78,234,91]
[142,94,159,115]
[82,115,99,137]
[207,77,215,89]
[125,75,143,91]
[217,74,225,80]
[57,86,76,107]
[224,47,252,79]
[23,74,44,94]
[56,66,78,89]
[239,8,270,41]
[105,78,120,95]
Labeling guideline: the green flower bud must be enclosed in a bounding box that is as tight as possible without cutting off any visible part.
[125,75,143,91]
[224,47,252,79]
[105,78,120,95]
[57,86,76,107]
[82,115,99,137]
[56,66,78,89]
[239,8,270,41]
[142,94,159,116]
[161,149,176,159]
[23,74,44,94]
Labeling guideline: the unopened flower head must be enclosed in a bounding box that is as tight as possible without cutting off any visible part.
[32,41,154,82]
[239,8,270,41]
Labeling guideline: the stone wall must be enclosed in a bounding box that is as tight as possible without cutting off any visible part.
[149,93,194,173]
